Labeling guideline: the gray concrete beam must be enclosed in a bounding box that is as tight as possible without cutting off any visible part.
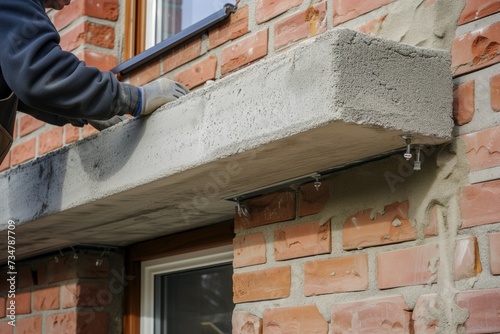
[0,29,452,262]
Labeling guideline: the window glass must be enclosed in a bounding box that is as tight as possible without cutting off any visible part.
[153,263,234,334]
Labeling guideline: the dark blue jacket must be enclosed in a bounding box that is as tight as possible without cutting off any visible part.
[0,0,140,163]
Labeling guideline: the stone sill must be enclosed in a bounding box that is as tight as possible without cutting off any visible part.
[0,29,452,262]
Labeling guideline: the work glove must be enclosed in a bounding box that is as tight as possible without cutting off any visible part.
[137,78,189,117]
[88,115,129,131]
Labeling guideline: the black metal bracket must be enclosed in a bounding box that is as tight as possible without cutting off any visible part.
[111,3,237,76]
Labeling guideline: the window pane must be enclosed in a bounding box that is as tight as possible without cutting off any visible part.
[155,0,237,43]
[154,263,234,334]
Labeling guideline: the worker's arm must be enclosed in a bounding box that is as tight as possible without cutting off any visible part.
[0,0,140,120]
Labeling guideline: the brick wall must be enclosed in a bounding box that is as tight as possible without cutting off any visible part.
[0,250,124,334]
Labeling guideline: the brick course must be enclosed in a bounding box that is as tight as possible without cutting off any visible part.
[233,266,291,303]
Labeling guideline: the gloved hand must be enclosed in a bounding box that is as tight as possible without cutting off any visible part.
[88,115,129,131]
[137,78,189,117]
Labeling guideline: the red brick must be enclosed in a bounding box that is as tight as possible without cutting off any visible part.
[331,295,411,333]
[452,22,500,76]
[61,282,110,308]
[233,266,290,303]
[40,254,109,284]
[46,311,109,334]
[162,38,202,73]
[492,73,500,112]
[462,126,500,171]
[233,232,266,268]
[274,2,327,50]
[461,179,500,228]
[19,114,44,137]
[357,14,388,35]
[454,236,482,280]
[126,61,161,86]
[458,0,500,25]
[76,50,117,71]
[17,316,42,334]
[38,127,63,155]
[17,267,34,289]
[453,81,475,125]
[234,190,295,231]
[12,138,35,166]
[221,29,268,75]
[263,305,328,333]
[174,55,217,90]
[425,204,440,237]
[0,321,14,334]
[54,0,118,30]
[10,291,31,315]
[298,180,330,217]
[64,124,80,144]
[232,312,262,334]
[33,286,59,310]
[0,153,10,172]
[60,21,115,52]
[83,123,99,138]
[377,244,439,289]
[0,296,5,318]
[333,0,396,25]
[489,232,500,275]
[343,201,416,250]
[304,253,368,296]
[274,220,331,260]
[209,6,249,49]
[456,289,500,333]
[413,294,439,333]
[255,0,303,24]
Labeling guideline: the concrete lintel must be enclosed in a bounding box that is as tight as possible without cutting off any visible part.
[0,29,452,262]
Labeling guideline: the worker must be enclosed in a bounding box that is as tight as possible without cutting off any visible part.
[0,0,189,164]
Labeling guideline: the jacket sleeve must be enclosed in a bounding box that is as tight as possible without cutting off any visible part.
[0,0,140,120]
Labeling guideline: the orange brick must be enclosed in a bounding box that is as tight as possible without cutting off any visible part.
[297,180,329,217]
[343,201,416,250]
[461,179,500,228]
[64,124,80,144]
[413,294,439,333]
[12,138,35,166]
[174,55,217,90]
[458,0,500,25]
[331,296,411,333]
[38,127,63,155]
[61,283,110,308]
[333,0,396,25]
[233,266,290,303]
[127,61,161,86]
[17,316,42,334]
[83,124,99,138]
[233,232,266,268]
[456,289,500,333]
[356,14,388,35]
[462,126,500,171]
[377,244,439,289]
[425,204,440,237]
[274,2,327,50]
[234,190,295,231]
[221,29,268,75]
[60,21,115,52]
[0,321,14,334]
[0,296,5,318]
[10,291,31,315]
[454,236,482,280]
[274,220,331,261]
[40,254,109,284]
[54,0,118,30]
[162,38,202,73]
[33,287,59,311]
[492,73,500,112]
[263,305,327,333]
[18,267,34,289]
[232,312,262,334]
[255,0,303,24]
[20,114,44,137]
[46,311,109,334]
[304,253,368,296]
[453,81,475,125]
[452,22,500,76]
[76,50,118,71]
[489,232,500,275]
[209,6,249,49]
[0,152,10,172]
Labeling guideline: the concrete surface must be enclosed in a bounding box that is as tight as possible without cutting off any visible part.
[0,29,453,262]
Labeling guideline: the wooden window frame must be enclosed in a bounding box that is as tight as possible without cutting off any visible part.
[123,0,147,61]
[123,221,234,334]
